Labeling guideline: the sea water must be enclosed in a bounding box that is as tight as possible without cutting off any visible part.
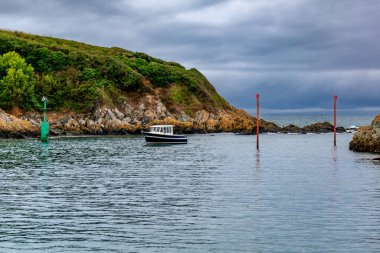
[0,130,379,252]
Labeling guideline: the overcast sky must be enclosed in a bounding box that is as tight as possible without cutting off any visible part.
[1,0,379,114]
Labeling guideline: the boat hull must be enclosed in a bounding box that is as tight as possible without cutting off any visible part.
[143,132,187,144]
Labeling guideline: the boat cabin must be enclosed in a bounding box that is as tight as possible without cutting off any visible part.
[149,125,174,135]
[144,124,187,143]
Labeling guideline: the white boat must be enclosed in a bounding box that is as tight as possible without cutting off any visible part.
[346,125,359,133]
[143,125,187,144]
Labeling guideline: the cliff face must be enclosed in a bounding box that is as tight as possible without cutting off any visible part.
[349,114,380,153]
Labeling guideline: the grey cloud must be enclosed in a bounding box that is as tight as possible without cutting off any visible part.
[205,69,380,112]
[0,0,379,113]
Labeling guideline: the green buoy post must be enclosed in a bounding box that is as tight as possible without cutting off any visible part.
[40,96,49,142]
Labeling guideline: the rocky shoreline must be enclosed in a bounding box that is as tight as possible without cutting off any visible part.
[277,122,345,134]
[349,114,380,153]
[0,94,352,139]
[0,107,348,140]
[0,93,264,138]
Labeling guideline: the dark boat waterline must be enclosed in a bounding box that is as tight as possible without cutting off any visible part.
[143,132,188,144]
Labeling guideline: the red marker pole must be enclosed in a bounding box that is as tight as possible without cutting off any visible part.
[334,95,337,146]
[256,94,260,150]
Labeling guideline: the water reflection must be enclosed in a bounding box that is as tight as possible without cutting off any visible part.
[255,149,261,181]
[39,142,49,162]
[332,145,338,174]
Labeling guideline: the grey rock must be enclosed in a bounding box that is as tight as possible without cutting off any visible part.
[67,118,78,127]
[104,109,115,121]
[138,103,145,112]
[86,119,95,128]
[132,110,144,121]
[114,108,125,120]
[350,114,380,153]
[179,111,192,122]
[78,119,86,126]
[156,102,168,118]
[29,119,39,126]
[122,117,132,124]
[132,119,141,125]
[143,109,157,122]
[194,110,209,123]
[124,104,133,117]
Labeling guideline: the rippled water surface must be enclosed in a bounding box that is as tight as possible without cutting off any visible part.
[1,133,380,252]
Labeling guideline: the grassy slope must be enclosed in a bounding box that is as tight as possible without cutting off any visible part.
[0,29,231,116]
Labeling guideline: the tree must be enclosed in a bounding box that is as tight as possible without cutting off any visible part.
[0,51,38,109]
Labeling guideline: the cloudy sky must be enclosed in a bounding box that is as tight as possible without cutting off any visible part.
[1,0,379,114]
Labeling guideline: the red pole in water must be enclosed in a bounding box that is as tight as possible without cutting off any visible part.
[256,94,260,150]
[334,95,337,146]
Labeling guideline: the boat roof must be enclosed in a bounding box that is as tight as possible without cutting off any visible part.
[150,125,174,127]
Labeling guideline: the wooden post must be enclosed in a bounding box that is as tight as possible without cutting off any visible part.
[256,94,260,150]
[334,95,337,146]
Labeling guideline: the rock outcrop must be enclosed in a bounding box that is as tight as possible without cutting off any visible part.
[0,109,39,138]
[349,114,380,153]
[280,122,345,134]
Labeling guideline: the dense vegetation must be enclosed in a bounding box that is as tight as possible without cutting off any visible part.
[0,29,228,114]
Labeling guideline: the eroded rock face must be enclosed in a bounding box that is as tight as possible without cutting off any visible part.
[350,115,380,153]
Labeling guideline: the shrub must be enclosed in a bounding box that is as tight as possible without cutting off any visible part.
[102,57,141,90]
[0,51,38,109]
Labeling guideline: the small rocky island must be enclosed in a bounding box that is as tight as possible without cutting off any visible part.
[350,114,380,153]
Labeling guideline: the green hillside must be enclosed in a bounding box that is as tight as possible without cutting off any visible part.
[0,29,229,114]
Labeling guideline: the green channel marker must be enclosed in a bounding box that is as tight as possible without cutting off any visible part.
[40,96,49,142]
